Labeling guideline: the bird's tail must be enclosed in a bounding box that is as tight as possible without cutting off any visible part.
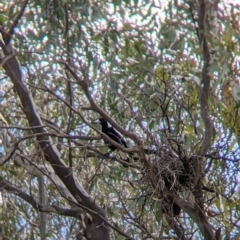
[118,151,139,162]
[118,150,130,162]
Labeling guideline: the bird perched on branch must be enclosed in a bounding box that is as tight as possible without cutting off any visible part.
[99,118,130,164]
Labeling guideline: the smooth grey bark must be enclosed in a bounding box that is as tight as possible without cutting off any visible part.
[38,175,46,240]
[0,31,110,240]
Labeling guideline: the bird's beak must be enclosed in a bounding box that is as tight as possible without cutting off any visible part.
[91,118,100,124]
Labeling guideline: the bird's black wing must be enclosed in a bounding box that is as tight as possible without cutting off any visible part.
[107,127,129,162]
[108,127,128,148]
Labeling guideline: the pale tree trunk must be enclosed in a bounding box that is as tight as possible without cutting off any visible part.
[38,176,46,240]
[0,28,111,240]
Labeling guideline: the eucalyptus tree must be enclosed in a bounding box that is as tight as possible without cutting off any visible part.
[0,0,239,239]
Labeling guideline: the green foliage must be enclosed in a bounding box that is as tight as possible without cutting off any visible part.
[0,0,240,239]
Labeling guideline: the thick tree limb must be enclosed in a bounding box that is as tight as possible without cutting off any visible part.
[197,0,213,157]
[0,176,83,218]
[0,127,135,239]
[0,119,75,203]
[0,29,110,240]
[186,1,214,239]
[164,188,214,240]
[165,215,188,240]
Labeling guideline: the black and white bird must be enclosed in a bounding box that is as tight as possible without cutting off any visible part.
[99,118,130,163]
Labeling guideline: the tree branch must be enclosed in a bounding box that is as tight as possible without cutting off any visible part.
[185,1,215,239]
[197,0,213,157]
[0,176,83,218]
[165,215,188,240]
[164,188,214,240]
[0,31,110,240]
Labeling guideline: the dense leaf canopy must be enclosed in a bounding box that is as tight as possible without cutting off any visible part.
[0,0,240,239]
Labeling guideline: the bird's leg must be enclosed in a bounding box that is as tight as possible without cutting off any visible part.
[104,152,111,158]
[103,151,129,167]
[104,150,115,158]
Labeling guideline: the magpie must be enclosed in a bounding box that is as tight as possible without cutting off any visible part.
[99,118,130,163]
